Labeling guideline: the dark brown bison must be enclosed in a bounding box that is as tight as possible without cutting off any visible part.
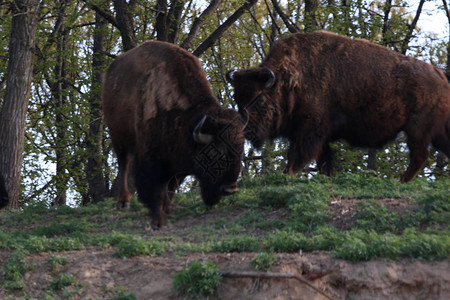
[227,31,450,182]
[103,41,245,228]
[0,173,8,209]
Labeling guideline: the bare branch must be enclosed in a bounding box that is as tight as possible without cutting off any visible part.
[84,0,119,28]
[400,0,425,54]
[263,0,281,36]
[271,0,299,33]
[221,271,334,300]
[180,0,222,49]
[193,0,258,57]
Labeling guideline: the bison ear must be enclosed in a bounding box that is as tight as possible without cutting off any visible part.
[258,67,276,88]
[193,115,214,144]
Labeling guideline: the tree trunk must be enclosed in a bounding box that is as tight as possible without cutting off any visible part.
[85,9,108,205]
[304,0,319,31]
[155,0,168,41]
[53,0,70,206]
[167,0,186,43]
[113,0,136,51]
[0,0,40,209]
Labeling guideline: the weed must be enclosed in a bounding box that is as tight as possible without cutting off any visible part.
[400,229,450,260]
[288,184,330,231]
[48,256,68,273]
[49,273,78,290]
[257,186,296,208]
[113,235,165,258]
[251,252,279,271]
[417,189,450,227]
[111,286,138,300]
[355,199,398,232]
[33,221,92,238]
[1,250,30,291]
[264,230,303,252]
[212,235,261,252]
[173,260,222,299]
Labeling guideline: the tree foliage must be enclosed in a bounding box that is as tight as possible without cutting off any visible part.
[0,0,448,207]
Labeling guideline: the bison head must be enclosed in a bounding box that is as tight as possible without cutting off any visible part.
[191,111,245,206]
[226,67,279,148]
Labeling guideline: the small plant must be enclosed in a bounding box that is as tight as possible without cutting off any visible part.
[1,250,31,291]
[288,184,331,231]
[173,260,222,300]
[258,186,296,207]
[33,221,91,238]
[113,235,165,258]
[264,230,303,252]
[212,235,260,253]
[48,256,68,273]
[49,273,78,290]
[111,286,138,300]
[251,252,279,271]
[356,199,398,232]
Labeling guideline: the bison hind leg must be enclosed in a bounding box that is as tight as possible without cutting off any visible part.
[432,130,450,160]
[134,159,170,229]
[317,144,335,176]
[401,139,430,183]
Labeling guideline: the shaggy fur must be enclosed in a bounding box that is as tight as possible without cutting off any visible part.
[228,31,450,181]
[103,41,245,227]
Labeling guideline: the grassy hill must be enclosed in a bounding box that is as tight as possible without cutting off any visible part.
[0,173,449,299]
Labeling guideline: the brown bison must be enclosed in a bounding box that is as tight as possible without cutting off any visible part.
[227,31,450,181]
[103,41,245,228]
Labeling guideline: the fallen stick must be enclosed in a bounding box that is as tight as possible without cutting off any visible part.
[220,271,334,300]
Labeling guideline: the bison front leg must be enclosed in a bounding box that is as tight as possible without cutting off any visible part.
[286,123,331,176]
[286,137,325,176]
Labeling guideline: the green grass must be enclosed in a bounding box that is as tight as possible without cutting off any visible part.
[251,252,279,271]
[173,260,222,299]
[0,173,449,295]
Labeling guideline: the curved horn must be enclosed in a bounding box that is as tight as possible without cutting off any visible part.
[226,70,236,83]
[241,108,249,127]
[193,115,214,144]
[263,67,276,88]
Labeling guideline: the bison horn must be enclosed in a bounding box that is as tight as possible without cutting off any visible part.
[193,115,214,144]
[241,108,249,127]
[263,67,276,88]
[226,70,236,83]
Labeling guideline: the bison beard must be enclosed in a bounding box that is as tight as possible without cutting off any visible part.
[227,31,450,182]
[103,41,245,228]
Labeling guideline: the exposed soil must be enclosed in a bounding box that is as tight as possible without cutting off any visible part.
[1,198,449,300]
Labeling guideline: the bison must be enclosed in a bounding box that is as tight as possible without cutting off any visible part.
[227,31,450,182]
[103,41,245,228]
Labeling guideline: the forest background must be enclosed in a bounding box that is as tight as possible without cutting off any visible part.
[0,0,449,209]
